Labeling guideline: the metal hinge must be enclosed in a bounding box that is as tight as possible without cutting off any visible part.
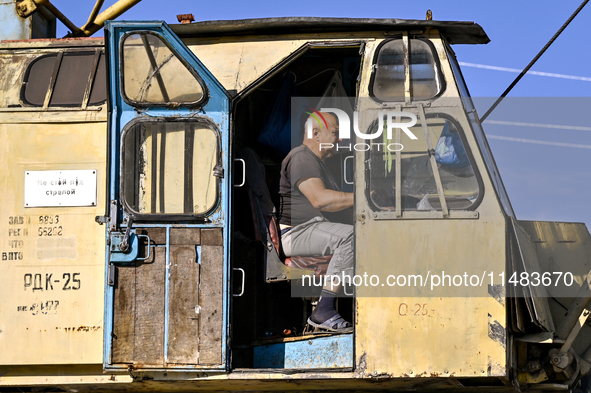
[213,165,224,178]
[95,215,109,225]
[109,200,118,232]
[107,263,116,286]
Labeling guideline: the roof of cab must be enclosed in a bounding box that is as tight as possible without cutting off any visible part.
[170,17,490,45]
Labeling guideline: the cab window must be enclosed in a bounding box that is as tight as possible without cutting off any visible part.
[121,32,206,106]
[121,120,220,217]
[21,51,106,107]
[367,114,481,212]
[370,39,443,102]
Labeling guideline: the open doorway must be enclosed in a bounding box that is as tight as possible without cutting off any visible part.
[230,45,361,370]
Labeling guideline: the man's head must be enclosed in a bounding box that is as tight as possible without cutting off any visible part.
[302,112,340,161]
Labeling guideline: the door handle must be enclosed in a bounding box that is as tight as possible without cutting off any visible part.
[344,155,354,185]
[233,267,245,297]
[234,158,246,187]
[135,234,152,261]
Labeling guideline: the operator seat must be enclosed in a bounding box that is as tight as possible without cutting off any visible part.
[239,148,331,282]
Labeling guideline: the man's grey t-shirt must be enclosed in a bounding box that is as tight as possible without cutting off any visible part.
[279,145,341,226]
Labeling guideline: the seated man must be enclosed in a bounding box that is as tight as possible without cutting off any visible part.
[279,112,354,333]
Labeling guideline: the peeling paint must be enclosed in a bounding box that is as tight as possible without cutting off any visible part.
[487,355,505,376]
[488,284,506,306]
[58,326,101,332]
[355,352,367,377]
[488,313,506,349]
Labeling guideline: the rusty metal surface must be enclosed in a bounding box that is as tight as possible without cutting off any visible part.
[517,220,591,298]
[512,219,556,332]
[170,17,490,45]
[14,0,43,18]
[1,373,531,392]
[1,1,32,40]
[517,220,591,358]
[353,37,507,378]
[0,44,108,125]
[13,0,139,37]
[1,15,587,392]
[253,334,353,369]
[0,120,107,365]
[1,1,54,41]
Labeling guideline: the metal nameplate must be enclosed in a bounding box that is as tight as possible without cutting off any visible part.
[24,170,97,207]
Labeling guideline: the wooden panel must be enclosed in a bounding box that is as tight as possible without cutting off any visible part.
[112,265,136,364]
[201,227,223,246]
[198,228,224,365]
[170,228,201,245]
[136,227,167,245]
[133,246,166,365]
[167,245,200,364]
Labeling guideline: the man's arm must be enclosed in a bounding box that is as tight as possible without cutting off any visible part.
[297,177,353,212]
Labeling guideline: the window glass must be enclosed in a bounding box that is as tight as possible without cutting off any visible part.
[88,53,107,106]
[22,52,107,107]
[122,121,218,216]
[50,52,95,106]
[23,55,56,106]
[372,39,442,101]
[122,33,204,105]
[447,48,514,216]
[368,115,479,211]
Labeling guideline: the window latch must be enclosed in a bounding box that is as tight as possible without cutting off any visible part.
[118,216,135,253]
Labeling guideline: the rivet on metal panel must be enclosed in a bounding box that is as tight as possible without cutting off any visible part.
[373,213,377,218]
[308,340,313,345]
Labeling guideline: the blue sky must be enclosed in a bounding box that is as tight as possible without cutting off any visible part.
[53,0,591,229]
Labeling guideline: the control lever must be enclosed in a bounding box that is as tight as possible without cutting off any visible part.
[118,216,135,253]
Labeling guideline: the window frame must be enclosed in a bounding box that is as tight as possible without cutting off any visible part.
[119,30,209,109]
[364,112,484,218]
[368,37,446,104]
[19,49,107,108]
[119,116,222,222]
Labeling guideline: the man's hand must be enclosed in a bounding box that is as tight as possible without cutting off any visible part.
[297,177,353,212]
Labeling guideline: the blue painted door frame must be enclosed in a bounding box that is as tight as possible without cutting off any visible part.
[102,20,231,372]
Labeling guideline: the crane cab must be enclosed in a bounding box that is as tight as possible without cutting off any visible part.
[1,16,591,392]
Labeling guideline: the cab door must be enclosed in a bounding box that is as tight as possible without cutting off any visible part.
[354,34,506,378]
[103,21,230,371]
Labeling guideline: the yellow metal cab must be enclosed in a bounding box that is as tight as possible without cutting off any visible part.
[1,14,591,392]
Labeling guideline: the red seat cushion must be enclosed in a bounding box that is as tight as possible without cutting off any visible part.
[265,216,332,276]
[285,255,331,277]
